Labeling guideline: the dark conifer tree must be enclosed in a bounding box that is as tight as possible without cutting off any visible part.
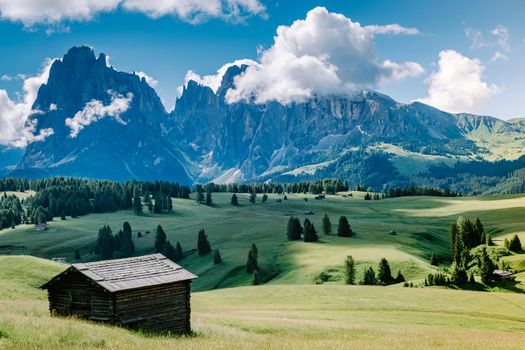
[246,243,258,273]
[394,270,405,283]
[322,214,332,235]
[174,242,184,261]
[362,267,377,285]
[509,235,522,252]
[344,255,356,285]
[377,258,393,285]
[154,225,167,253]
[213,249,222,264]
[430,253,439,266]
[164,241,177,262]
[337,216,353,237]
[197,229,211,255]
[249,193,256,203]
[97,225,114,259]
[474,217,485,246]
[74,249,81,260]
[262,194,268,202]
[303,219,319,242]
[205,190,213,206]
[231,193,239,206]
[153,192,163,213]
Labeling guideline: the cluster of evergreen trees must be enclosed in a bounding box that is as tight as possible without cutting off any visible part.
[356,257,405,286]
[364,193,382,200]
[504,235,522,252]
[0,193,23,229]
[449,216,490,284]
[0,178,191,228]
[383,186,459,199]
[154,225,184,262]
[96,222,135,259]
[203,179,349,195]
[286,214,354,242]
[286,217,319,242]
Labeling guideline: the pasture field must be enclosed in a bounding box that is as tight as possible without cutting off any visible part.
[1,192,525,291]
[1,255,525,350]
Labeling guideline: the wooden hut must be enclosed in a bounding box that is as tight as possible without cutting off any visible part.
[41,254,197,333]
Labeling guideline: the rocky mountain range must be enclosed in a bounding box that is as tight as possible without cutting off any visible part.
[6,46,525,192]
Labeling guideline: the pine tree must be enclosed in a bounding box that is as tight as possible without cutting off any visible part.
[249,193,256,203]
[164,241,177,262]
[205,190,213,206]
[430,253,439,266]
[97,225,114,259]
[197,229,211,255]
[364,193,371,200]
[451,266,468,285]
[337,216,353,237]
[450,223,462,265]
[344,255,356,284]
[362,267,377,285]
[60,211,66,220]
[504,238,510,249]
[213,249,222,264]
[174,242,184,262]
[377,258,393,285]
[246,243,258,273]
[322,214,332,235]
[286,217,303,240]
[74,249,81,260]
[474,217,485,246]
[486,234,494,246]
[154,225,167,253]
[120,221,134,257]
[132,187,142,215]
[394,270,405,283]
[196,188,205,203]
[153,192,163,213]
[262,194,268,202]
[303,219,319,242]
[231,193,239,206]
[509,235,522,252]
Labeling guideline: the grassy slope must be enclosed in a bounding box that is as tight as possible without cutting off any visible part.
[1,255,525,349]
[1,192,525,291]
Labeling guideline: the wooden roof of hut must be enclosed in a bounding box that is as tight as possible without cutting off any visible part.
[41,254,197,292]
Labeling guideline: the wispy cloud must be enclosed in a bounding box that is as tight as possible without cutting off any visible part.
[0,0,266,29]
[65,90,133,138]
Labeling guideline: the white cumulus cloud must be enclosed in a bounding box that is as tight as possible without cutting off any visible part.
[0,0,265,27]
[65,90,133,138]
[135,71,158,88]
[417,50,501,114]
[182,58,257,93]
[0,58,55,147]
[223,7,423,105]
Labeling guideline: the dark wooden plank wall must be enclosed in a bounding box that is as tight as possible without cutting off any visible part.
[47,271,114,321]
[114,281,191,333]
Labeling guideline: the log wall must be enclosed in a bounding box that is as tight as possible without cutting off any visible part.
[114,281,191,334]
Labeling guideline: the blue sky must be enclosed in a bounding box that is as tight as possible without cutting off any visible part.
[1,0,525,119]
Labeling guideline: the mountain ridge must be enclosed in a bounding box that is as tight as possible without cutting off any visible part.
[5,46,525,192]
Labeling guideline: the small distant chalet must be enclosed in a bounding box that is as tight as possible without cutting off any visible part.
[41,254,197,334]
[304,210,314,215]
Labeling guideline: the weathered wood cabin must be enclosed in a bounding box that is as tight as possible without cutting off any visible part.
[41,254,197,334]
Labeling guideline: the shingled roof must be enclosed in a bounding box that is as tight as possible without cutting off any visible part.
[41,254,197,292]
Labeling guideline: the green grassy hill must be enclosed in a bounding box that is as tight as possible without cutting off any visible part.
[1,255,525,349]
[1,192,525,291]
